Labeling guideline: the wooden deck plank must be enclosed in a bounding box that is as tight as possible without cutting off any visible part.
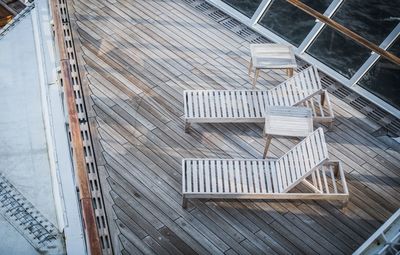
[69,0,400,254]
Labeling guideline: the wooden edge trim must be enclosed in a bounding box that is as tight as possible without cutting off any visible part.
[50,1,102,254]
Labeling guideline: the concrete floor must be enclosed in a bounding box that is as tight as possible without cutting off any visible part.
[0,12,58,253]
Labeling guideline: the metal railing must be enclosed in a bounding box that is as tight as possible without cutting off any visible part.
[0,2,34,39]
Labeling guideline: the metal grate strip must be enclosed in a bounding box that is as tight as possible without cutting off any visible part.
[55,0,112,254]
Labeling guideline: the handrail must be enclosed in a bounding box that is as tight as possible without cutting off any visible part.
[49,0,102,254]
[0,2,34,39]
[0,0,18,16]
[286,0,400,66]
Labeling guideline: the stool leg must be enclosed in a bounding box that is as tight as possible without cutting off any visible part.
[248,58,253,76]
[184,121,191,133]
[182,196,188,208]
[253,69,260,89]
[263,135,272,159]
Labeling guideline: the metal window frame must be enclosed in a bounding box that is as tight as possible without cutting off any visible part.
[204,0,400,118]
[349,23,400,85]
[297,0,343,53]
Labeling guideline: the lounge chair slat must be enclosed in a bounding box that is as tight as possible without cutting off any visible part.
[266,162,279,193]
[240,161,248,193]
[222,161,229,192]
[204,91,210,118]
[211,160,217,193]
[199,160,204,192]
[187,92,193,118]
[229,161,235,193]
[322,167,329,194]
[234,161,242,193]
[220,91,227,118]
[247,91,256,118]
[241,91,249,118]
[253,162,260,193]
[230,93,240,118]
[246,161,254,193]
[330,165,338,193]
[217,160,223,193]
[258,161,267,193]
[187,160,192,192]
[205,161,210,193]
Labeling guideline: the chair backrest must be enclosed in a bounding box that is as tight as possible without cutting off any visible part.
[266,66,322,107]
[276,127,328,193]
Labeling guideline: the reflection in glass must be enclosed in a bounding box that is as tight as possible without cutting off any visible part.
[306,27,371,78]
[332,0,400,45]
[221,0,262,17]
[259,0,331,46]
[358,39,400,109]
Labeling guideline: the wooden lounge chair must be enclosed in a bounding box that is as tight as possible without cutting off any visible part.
[183,66,334,132]
[181,128,348,208]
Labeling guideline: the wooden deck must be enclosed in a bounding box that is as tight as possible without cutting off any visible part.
[68,0,400,254]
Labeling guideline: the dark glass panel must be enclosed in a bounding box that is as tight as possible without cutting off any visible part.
[332,0,400,45]
[358,38,400,109]
[306,26,371,78]
[221,0,262,17]
[259,0,331,46]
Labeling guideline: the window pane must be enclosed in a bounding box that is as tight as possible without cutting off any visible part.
[221,0,262,18]
[358,38,400,109]
[259,0,331,46]
[306,27,371,78]
[332,0,400,45]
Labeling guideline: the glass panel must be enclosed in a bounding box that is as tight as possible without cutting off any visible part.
[221,0,262,18]
[332,0,400,45]
[306,26,371,78]
[259,0,331,47]
[358,38,400,109]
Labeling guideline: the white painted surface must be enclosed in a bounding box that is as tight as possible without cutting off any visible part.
[0,12,58,227]
[0,1,86,253]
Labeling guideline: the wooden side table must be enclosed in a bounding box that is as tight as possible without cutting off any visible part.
[249,44,297,89]
[263,106,313,158]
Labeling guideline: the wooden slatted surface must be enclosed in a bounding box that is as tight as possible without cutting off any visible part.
[183,128,330,197]
[184,66,322,122]
[68,0,400,254]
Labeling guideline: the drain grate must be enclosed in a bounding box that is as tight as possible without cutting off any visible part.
[249,36,270,44]
[0,174,64,254]
[56,0,113,254]
[194,2,212,12]
[220,18,241,30]
[207,9,228,22]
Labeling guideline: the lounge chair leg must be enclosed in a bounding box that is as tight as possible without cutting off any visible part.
[341,198,349,209]
[328,121,334,131]
[182,196,188,209]
[253,68,260,89]
[184,121,191,133]
[248,58,253,76]
[288,68,294,77]
[321,92,326,106]
[334,163,339,178]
